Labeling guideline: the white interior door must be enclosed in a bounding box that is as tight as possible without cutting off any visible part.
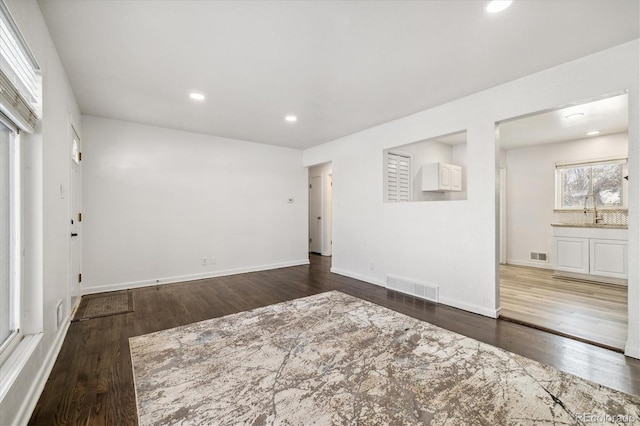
[309,175,322,253]
[69,125,82,308]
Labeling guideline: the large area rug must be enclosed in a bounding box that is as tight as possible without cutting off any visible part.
[130,291,639,425]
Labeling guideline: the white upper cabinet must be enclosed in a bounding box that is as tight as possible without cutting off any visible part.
[421,163,462,192]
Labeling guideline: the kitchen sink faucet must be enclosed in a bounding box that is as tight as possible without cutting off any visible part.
[584,193,603,224]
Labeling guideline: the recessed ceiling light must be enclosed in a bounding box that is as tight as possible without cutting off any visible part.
[189,92,205,101]
[564,112,584,120]
[285,115,297,122]
[486,0,513,14]
[586,130,601,136]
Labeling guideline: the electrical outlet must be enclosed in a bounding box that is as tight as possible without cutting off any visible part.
[201,257,207,266]
[210,256,216,265]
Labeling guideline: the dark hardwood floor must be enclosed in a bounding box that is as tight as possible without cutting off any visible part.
[29,254,640,425]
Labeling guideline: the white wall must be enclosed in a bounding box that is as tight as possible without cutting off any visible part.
[505,133,628,268]
[81,116,308,293]
[308,162,332,256]
[0,1,82,425]
[303,40,640,358]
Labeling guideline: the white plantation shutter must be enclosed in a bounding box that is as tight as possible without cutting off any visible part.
[386,152,411,202]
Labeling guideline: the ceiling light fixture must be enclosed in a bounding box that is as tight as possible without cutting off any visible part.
[564,112,584,120]
[189,92,205,101]
[285,115,297,122]
[486,0,513,14]
[586,130,601,136]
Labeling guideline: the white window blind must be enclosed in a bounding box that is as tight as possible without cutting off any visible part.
[386,152,411,202]
[0,1,40,133]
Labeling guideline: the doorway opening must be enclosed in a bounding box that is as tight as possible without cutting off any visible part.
[496,93,629,351]
[308,162,332,258]
[69,123,82,314]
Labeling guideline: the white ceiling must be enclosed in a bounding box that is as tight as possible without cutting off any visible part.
[499,93,629,149]
[37,0,639,149]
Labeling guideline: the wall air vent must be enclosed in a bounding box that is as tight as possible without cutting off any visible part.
[386,274,438,303]
[530,252,548,262]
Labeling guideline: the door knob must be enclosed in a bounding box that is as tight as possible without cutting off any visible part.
[71,233,78,237]
[317,216,321,220]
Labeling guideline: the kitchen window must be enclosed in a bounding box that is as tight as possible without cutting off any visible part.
[555,158,627,210]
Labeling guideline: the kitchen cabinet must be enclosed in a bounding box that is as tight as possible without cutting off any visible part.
[554,237,589,274]
[421,163,462,192]
[552,225,627,283]
[589,238,627,279]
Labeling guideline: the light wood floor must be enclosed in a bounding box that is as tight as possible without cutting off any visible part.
[500,264,628,351]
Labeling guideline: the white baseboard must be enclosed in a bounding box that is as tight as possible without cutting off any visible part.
[506,259,553,270]
[625,341,640,360]
[331,267,499,318]
[552,270,627,286]
[10,316,70,426]
[82,259,311,294]
[438,296,501,319]
[330,267,386,287]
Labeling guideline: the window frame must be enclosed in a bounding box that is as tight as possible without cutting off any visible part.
[0,113,20,367]
[554,157,628,211]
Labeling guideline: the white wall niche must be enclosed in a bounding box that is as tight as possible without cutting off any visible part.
[383,130,468,203]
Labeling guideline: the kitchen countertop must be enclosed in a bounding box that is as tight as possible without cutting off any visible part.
[551,223,628,229]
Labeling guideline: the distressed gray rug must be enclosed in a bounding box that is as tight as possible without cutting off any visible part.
[130,291,639,425]
[73,292,134,321]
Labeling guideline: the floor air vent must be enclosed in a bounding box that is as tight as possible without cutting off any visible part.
[386,274,439,303]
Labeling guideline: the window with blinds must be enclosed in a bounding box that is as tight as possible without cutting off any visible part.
[0,0,39,368]
[0,1,40,133]
[386,152,411,202]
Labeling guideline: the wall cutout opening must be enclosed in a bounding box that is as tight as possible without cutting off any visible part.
[308,162,333,257]
[383,130,467,202]
[496,91,629,351]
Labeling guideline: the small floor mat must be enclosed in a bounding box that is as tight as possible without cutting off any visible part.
[73,292,134,321]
